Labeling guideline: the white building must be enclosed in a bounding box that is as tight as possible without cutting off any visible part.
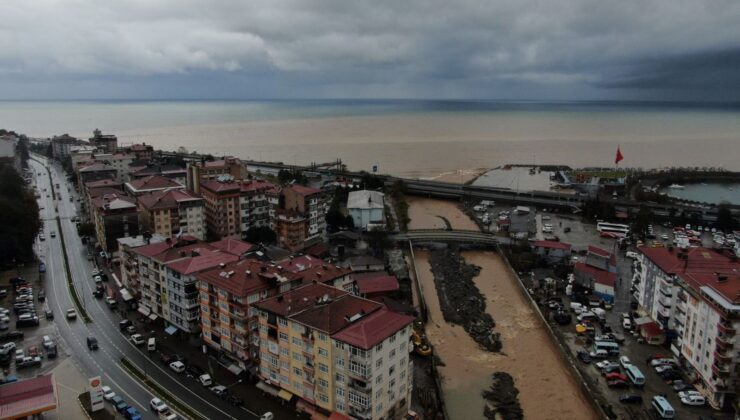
[0,135,16,159]
[347,190,385,230]
[636,247,739,409]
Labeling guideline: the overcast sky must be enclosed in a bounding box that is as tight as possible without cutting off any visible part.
[2,0,739,101]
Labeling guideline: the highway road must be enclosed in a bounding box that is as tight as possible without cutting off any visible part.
[30,156,269,420]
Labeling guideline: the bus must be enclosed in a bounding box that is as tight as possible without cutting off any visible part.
[593,341,620,355]
[624,364,645,387]
[597,222,630,236]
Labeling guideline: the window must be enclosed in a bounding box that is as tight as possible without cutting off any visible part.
[390,378,396,389]
[279,332,288,342]
[293,352,303,362]
[336,401,345,412]
[278,317,288,327]
[376,342,383,351]
[389,349,396,359]
[318,393,329,404]
[293,367,302,377]
[280,347,290,356]
[388,363,395,376]
[318,347,328,357]
[375,389,383,399]
[292,337,302,346]
[336,357,345,369]
[319,333,328,341]
[335,373,345,383]
[376,402,383,413]
[336,387,345,398]
[318,363,329,373]
[389,333,397,343]
[376,358,383,368]
[280,360,290,370]
[375,373,383,384]
[318,378,328,388]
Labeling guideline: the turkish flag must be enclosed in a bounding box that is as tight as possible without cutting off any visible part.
[615,147,624,165]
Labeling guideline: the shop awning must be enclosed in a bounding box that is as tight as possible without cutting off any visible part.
[164,326,178,335]
[278,389,293,401]
[137,306,151,316]
[148,313,158,321]
[256,381,280,397]
[120,288,134,302]
[227,364,244,376]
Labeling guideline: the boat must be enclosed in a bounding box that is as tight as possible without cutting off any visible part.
[668,184,685,189]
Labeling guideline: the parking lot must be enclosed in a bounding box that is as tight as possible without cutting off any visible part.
[0,265,66,383]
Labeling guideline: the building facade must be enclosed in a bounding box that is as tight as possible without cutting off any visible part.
[91,193,140,253]
[137,189,206,240]
[347,190,385,230]
[186,157,244,194]
[89,129,118,153]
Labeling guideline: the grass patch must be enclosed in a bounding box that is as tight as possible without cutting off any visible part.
[120,357,206,420]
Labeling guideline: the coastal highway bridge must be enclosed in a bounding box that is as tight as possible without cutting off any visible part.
[391,229,505,245]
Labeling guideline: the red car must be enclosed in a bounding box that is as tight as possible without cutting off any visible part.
[605,372,628,382]
[646,354,671,363]
[607,380,630,389]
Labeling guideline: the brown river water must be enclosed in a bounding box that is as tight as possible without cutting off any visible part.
[409,197,596,419]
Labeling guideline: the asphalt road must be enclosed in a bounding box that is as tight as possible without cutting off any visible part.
[31,157,266,420]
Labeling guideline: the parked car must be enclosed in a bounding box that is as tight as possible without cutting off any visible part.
[655,364,675,374]
[130,334,145,346]
[0,331,24,343]
[44,309,54,320]
[119,319,132,331]
[619,394,643,404]
[589,349,608,359]
[102,386,116,401]
[186,364,205,378]
[16,356,42,369]
[577,350,591,364]
[150,398,169,414]
[619,356,631,368]
[198,374,213,387]
[46,344,57,358]
[651,358,676,367]
[602,364,621,374]
[210,385,228,397]
[680,394,706,406]
[169,361,185,373]
[646,354,671,363]
[605,372,628,382]
[607,379,630,389]
[260,413,274,420]
[111,396,129,413]
[596,360,618,370]
[0,342,16,355]
[27,345,39,357]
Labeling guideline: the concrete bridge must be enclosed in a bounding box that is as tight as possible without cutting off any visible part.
[391,229,505,245]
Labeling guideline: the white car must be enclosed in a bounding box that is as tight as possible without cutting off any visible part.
[169,361,186,373]
[619,356,631,368]
[66,308,77,320]
[621,318,632,330]
[678,390,701,399]
[130,334,145,345]
[625,251,638,259]
[655,364,674,373]
[199,374,213,387]
[681,394,706,406]
[260,413,274,420]
[0,342,16,355]
[651,358,676,367]
[101,386,116,401]
[150,397,169,413]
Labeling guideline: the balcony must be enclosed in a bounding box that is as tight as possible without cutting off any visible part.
[714,350,733,362]
[716,334,734,349]
[659,285,673,297]
[712,361,731,377]
[675,300,687,314]
[658,296,672,308]
[349,379,371,394]
[717,321,736,335]
[348,404,372,420]
[657,306,671,319]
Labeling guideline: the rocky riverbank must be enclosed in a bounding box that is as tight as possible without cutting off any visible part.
[427,246,502,352]
[483,372,524,420]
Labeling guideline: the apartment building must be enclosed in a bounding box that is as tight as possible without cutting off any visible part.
[165,249,238,333]
[239,179,275,233]
[201,178,242,239]
[130,164,187,185]
[78,163,117,185]
[89,129,118,153]
[90,193,140,253]
[635,247,739,409]
[186,157,244,194]
[122,143,155,161]
[51,134,85,160]
[282,184,329,245]
[198,258,353,368]
[274,210,307,251]
[137,189,206,240]
[90,152,135,183]
[255,283,414,420]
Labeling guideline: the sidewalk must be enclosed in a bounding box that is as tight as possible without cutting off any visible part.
[47,359,91,420]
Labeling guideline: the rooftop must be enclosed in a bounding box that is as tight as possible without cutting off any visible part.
[354,272,400,295]
[574,262,616,287]
[332,307,414,350]
[131,237,204,260]
[254,283,349,317]
[91,193,137,212]
[291,293,382,334]
[198,259,292,297]
[0,374,57,419]
[85,179,122,189]
[347,190,385,210]
[126,175,183,193]
[641,247,740,305]
[79,163,115,173]
[200,179,241,193]
[210,238,255,256]
[287,184,322,196]
[137,189,202,211]
[166,248,238,275]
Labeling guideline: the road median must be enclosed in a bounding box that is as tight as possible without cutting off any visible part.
[120,356,206,420]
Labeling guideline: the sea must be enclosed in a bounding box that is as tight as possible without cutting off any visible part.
[2,100,739,177]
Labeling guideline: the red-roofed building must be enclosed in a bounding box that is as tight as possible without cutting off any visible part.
[137,189,206,240]
[122,143,154,160]
[210,238,255,258]
[635,247,740,409]
[0,374,57,419]
[200,178,276,240]
[573,262,616,304]
[90,193,140,253]
[254,283,413,419]
[585,245,617,273]
[354,272,400,300]
[165,249,238,333]
[531,240,572,264]
[280,184,329,246]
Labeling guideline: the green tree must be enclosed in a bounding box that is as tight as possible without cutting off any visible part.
[715,205,738,232]
[632,206,653,238]
[0,164,41,266]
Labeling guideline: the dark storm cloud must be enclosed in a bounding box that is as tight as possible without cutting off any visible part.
[1,0,739,99]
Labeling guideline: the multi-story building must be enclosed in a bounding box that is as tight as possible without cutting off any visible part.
[118,234,167,289]
[282,184,329,245]
[90,193,140,253]
[51,134,85,160]
[201,177,277,240]
[137,189,206,240]
[186,157,244,194]
[69,145,98,170]
[165,249,238,333]
[122,143,155,161]
[89,129,118,153]
[255,283,414,420]
[88,152,135,183]
[78,163,117,185]
[635,247,739,409]
[201,177,242,239]
[125,175,184,196]
[273,210,307,251]
[130,164,187,185]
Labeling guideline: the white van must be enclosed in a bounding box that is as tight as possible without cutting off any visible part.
[570,302,584,313]
[147,337,156,352]
[651,396,675,418]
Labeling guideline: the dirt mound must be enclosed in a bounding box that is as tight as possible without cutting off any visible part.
[482,372,524,420]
